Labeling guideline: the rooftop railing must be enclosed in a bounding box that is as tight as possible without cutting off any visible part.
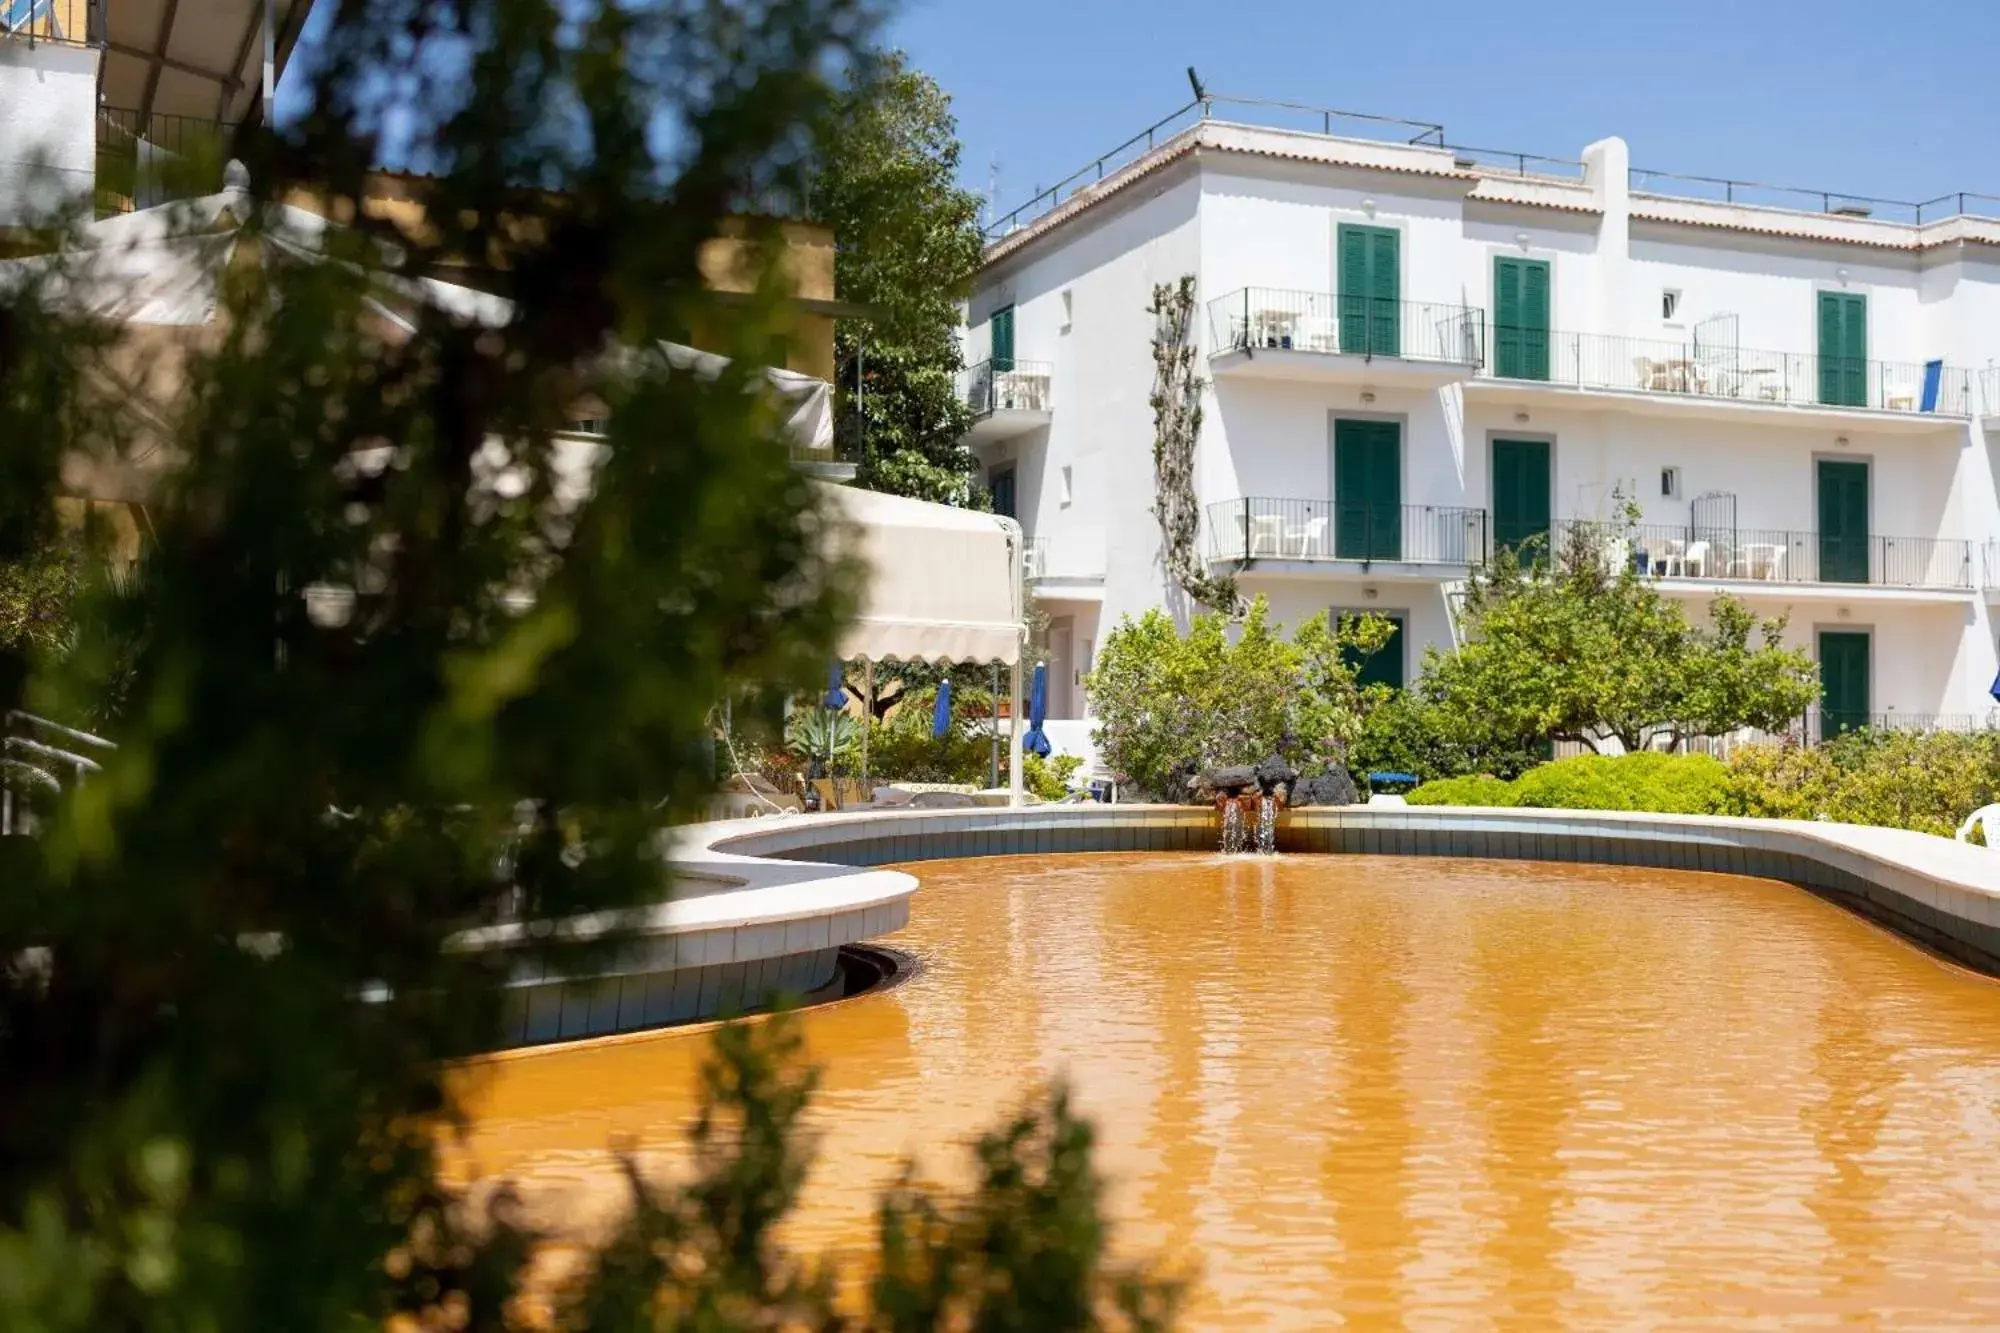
[1481,326,1971,417]
[1548,520,1974,591]
[1207,498,1488,567]
[95,108,239,215]
[957,358,1052,418]
[981,91,2000,242]
[0,0,94,47]
[1983,366,2000,416]
[1207,289,1486,368]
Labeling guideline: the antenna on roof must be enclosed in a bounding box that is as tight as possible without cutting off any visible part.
[1186,67,1207,105]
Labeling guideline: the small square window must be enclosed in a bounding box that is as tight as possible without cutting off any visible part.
[1661,466,1682,500]
[1662,289,1683,322]
[1059,464,1073,507]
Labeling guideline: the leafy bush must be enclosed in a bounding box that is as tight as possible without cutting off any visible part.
[1409,752,1733,814]
[1088,598,1388,798]
[1349,687,1545,784]
[785,707,861,774]
[1725,730,2000,837]
[1025,751,1084,801]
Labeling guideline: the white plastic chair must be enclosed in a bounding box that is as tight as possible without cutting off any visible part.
[1683,540,1711,577]
[1293,515,1328,557]
[1957,804,2000,847]
[1251,514,1284,556]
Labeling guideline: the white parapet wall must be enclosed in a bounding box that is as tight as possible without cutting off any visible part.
[0,41,99,226]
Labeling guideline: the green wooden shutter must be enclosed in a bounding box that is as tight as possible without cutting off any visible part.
[1521,259,1550,379]
[1337,226,1370,355]
[990,305,1015,373]
[990,466,1016,519]
[1492,438,1551,555]
[1343,613,1406,691]
[1337,224,1399,357]
[1493,258,1550,381]
[1816,459,1869,583]
[1334,420,1401,560]
[1817,630,1871,736]
[1817,292,1865,407]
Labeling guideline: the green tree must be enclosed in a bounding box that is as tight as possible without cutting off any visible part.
[815,52,986,504]
[1423,524,1817,756]
[0,2,1172,1328]
[1088,598,1389,798]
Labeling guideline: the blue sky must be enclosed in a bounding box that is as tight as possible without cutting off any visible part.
[280,0,2000,221]
[887,0,2000,224]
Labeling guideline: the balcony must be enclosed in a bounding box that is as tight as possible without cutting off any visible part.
[958,358,1052,445]
[1982,366,2000,425]
[1475,328,1971,424]
[1025,536,1104,599]
[1550,520,1974,593]
[1207,498,1488,572]
[1206,290,1486,387]
[1,0,90,46]
[95,108,239,216]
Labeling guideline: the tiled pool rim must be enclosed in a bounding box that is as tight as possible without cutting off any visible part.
[476,804,2000,1045]
[700,803,2000,978]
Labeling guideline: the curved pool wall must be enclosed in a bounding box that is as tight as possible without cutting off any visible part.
[479,803,2000,1047]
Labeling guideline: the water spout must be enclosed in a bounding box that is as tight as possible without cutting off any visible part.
[1220,800,1246,855]
[1256,796,1277,855]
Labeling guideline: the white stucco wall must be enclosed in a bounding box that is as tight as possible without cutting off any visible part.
[0,42,98,225]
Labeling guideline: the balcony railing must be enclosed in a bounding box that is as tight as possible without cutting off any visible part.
[95,108,239,215]
[1025,536,1103,583]
[1207,498,1488,566]
[1206,290,1486,367]
[957,359,1052,418]
[1546,520,1973,591]
[0,0,93,47]
[1983,366,1999,416]
[1482,326,1971,417]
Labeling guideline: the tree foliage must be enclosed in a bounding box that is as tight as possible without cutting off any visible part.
[0,1,1171,1328]
[1087,598,1388,797]
[1422,524,1818,755]
[817,52,986,504]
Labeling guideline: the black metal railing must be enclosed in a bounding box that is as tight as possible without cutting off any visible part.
[1481,326,1971,417]
[1545,520,1973,591]
[0,0,94,47]
[1983,366,2000,417]
[1207,498,1488,566]
[95,108,239,215]
[1207,289,1486,367]
[957,358,1052,418]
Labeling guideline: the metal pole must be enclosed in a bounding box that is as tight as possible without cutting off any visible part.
[1008,657,1026,807]
[860,660,872,790]
[989,661,1001,789]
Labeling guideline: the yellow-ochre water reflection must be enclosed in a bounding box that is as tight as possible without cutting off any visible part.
[454,853,2000,1327]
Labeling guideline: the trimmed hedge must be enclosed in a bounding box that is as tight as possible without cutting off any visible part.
[1409,752,1733,815]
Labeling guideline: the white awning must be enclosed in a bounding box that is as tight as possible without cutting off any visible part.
[816,482,1023,666]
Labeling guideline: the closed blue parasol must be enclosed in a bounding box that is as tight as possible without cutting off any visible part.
[1023,662,1053,757]
[1990,666,2000,704]
[932,677,954,739]
[823,662,849,711]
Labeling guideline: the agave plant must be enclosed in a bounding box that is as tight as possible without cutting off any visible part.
[784,706,861,771]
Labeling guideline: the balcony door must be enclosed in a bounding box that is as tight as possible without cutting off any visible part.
[1491,437,1551,558]
[990,304,1015,373]
[1817,630,1870,737]
[1492,257,1550,381]
[1816,291,1866,407]
[1337,224,1400,357]
[1338,609,1406,691]
[1816,459,1869,584]
[1333,419,1402,561]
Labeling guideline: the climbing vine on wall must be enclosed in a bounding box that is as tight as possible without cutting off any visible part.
[1148,276,1239,612]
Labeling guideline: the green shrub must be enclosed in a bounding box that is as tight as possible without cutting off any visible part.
[1350,688,1545,784]
[1024,751,1084,801]
[1726,731,2000,837]
[1409,752,1732,814]
[1405,773,1517,807]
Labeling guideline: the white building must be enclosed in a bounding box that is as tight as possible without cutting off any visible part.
[963,100,2000,766]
